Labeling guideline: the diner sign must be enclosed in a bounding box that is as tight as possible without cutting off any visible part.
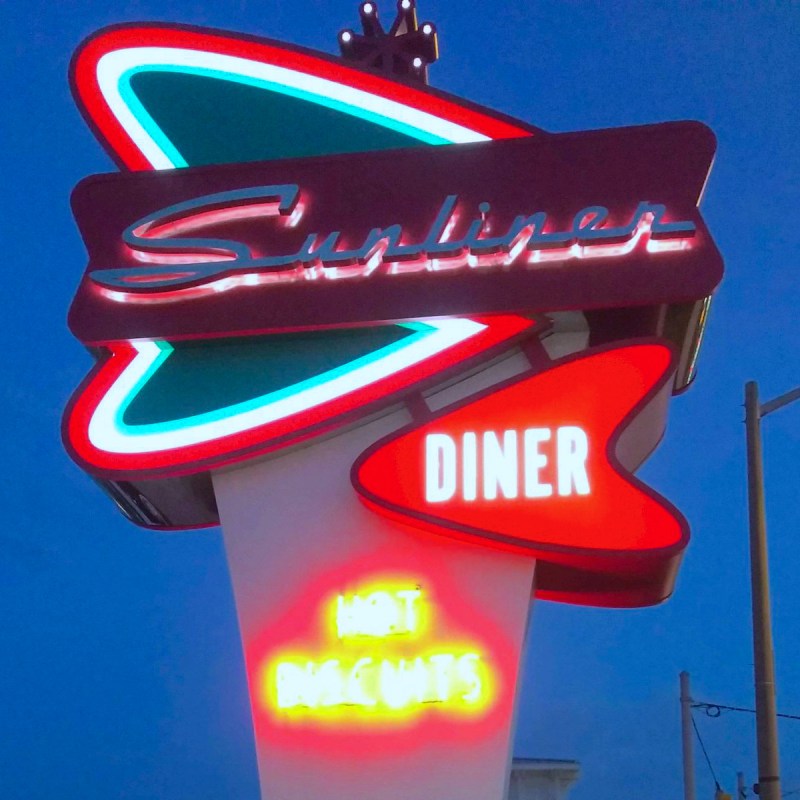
[354,341,687,600]
[69,122,720,344]
[62,14,723,800]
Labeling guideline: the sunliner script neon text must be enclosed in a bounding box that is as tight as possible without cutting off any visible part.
[89,184,697,295]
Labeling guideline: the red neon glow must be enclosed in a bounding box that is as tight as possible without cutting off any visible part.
[64,315,537,477]
[126,198,301,267]
[261,581,493,719]
[71,25,535,173]
[246,552,517,753]
[100,200,694,303]
[353,342,686,557]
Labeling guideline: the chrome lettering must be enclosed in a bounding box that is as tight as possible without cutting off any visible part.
[90,189,696,294]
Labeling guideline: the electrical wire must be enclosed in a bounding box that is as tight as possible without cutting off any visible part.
[693,701,800,722]
[692,699,800,798]
[691,712,722,791]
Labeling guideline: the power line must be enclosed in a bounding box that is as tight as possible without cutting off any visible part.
[691,712,722,791]
[693,701,800,722]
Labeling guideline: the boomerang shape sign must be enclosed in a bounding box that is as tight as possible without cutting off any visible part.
[353,341,688,605]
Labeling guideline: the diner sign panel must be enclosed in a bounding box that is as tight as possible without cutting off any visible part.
[69,121,720,344]
[353,341,688,605]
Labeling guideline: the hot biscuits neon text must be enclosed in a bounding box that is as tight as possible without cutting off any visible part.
[261,581,494,718]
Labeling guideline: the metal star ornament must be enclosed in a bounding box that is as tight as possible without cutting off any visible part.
[339,0,439,84]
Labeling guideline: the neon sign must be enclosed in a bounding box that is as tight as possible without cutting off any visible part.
[88,187,696,294]
[62,20,717,609]
[60,13,723,800]
[424,426,590,503]
[68,125,720,344]
[260,579,494,720]
[353,341,689,604]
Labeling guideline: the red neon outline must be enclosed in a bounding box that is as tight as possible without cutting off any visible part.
[66,27,543,480]
[70,23,538,173]
[63,315,540,479]
[351,339,689,575]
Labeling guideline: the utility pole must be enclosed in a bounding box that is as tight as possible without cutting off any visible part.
[743,380,800,800]
[680,671,697,800]
[737,771,747,799]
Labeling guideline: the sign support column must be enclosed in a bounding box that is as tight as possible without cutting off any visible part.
[214,406,536,800]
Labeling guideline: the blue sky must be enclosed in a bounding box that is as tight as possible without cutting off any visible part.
[3,1,799,798]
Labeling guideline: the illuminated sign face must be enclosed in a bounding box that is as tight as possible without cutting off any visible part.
[63,22,721,535]
[62,20,714,609]
[261,579,493,721]
[423,426,591,503]
[245,558,525,742]
[68,124,720,343]
[353,342,689,603]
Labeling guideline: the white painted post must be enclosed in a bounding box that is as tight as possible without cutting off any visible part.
[214,406,536,800]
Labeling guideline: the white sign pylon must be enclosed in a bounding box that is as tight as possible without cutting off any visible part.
[214,402,536,800]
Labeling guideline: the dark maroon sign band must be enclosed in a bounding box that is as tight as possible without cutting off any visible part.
[70,121,721,344]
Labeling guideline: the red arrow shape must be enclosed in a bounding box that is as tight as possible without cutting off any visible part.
[352,341,688,597]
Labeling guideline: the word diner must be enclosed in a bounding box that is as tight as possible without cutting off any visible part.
[425,426,591,504]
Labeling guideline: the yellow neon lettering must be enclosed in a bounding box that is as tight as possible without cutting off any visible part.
[457,653,482,703]
[346,657,376,706]
[379,659,407,709]
[276,662,306,708]
[396,588,421,632]
[428,653,456,701]
[317,658,344,707]
[267,578,493,719]
[410,656,430,704]
[336,587,423,637]
[274,652,484,710]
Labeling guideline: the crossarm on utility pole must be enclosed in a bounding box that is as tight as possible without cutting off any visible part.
[760,385,800,417]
